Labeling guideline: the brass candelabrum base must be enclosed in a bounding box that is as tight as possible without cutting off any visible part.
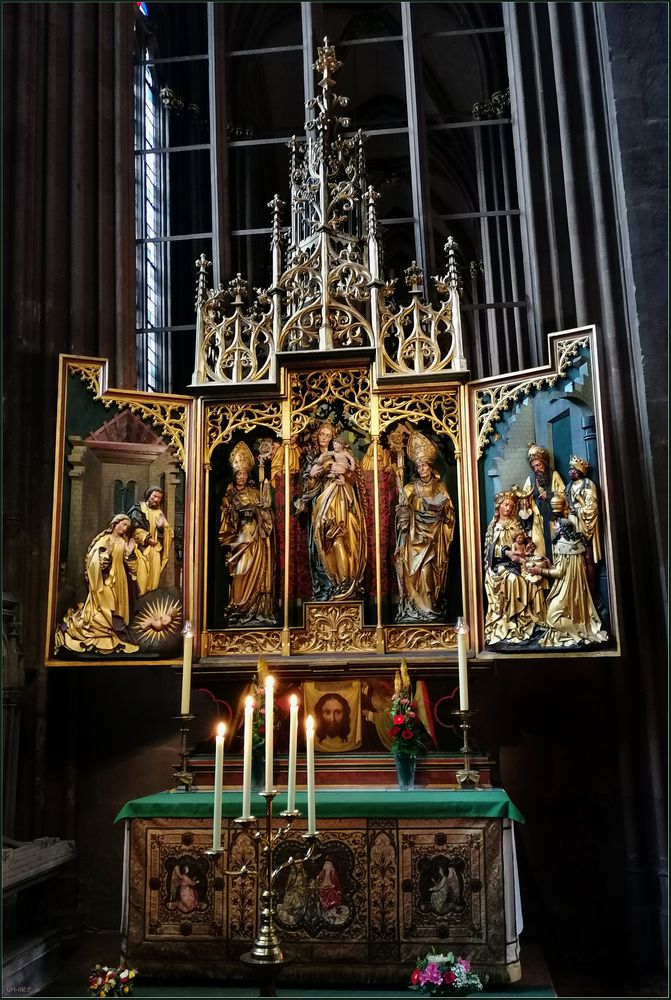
[451,709,481,790]
[173,714,195,791]
[209,790,321,996]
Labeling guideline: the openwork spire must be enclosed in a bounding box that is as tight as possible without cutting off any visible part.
[193,39,467,386]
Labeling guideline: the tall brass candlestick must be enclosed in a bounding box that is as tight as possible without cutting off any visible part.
[451,709,481,790]
[204,791,319,996]
[173,713,195,791]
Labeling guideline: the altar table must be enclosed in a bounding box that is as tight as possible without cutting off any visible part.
[116,789,523,986]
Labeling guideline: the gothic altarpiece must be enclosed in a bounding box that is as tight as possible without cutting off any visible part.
[45,41,619,983]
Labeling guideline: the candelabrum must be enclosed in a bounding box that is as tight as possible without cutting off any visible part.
[207,791,320,997]
[173,714,195,791]
[451,709,481,790]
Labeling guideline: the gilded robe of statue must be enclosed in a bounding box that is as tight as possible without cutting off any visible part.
[55,514,140,655]
[297,436,367,602]
[128,492,174,595]
[518,443,565,558]
[565,474,602,563]
[535,521,608,648]
[219,475,276,625]
[395,471,455,622]
[483,494,547,645]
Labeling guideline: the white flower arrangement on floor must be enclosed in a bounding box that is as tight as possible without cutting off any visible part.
[408,951,483,996]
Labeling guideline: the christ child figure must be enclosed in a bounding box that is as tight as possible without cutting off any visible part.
[310,437,356,484]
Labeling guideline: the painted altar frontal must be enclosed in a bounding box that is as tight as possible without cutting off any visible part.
[117,790,523,985]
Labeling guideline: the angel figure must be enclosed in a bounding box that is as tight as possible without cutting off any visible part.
[168,863,200,913]
[428,864,461,914]
[219,442,276,625]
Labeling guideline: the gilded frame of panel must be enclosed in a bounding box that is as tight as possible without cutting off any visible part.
[468,327,621,658]
[45,355,195,666]
[199,360,475,662]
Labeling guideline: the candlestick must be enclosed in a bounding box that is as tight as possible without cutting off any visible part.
[456,617,469,711]
[286,694,298,813]
[451,709,481,790]
[212,722,225,851]
[241,695,253,821]
[264,675,274,794]
[306,715,316,835]
[180,621,194,715]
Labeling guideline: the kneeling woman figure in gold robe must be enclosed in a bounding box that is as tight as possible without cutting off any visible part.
[55,513,140,655]
[395,431,455,623]
[219,442,276,625]
[483,491,547,645]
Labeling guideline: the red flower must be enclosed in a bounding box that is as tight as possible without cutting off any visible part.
[401,728,414,740]
[389,725,401,737]
[443,971,456,984]
[393,714,406,726]
[409,969,421,986]
[407,710,416,718]
[258,724,265,734]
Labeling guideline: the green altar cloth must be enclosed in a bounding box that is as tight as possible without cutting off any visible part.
[115,788,524,824]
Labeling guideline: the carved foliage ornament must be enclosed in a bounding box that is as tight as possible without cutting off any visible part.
[474,335,589,457]
[69,362,189,468]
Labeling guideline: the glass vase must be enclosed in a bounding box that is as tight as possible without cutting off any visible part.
[251,747,265,792]
[394,755,417,791]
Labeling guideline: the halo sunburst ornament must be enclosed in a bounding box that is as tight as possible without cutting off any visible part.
[130,587,183,654]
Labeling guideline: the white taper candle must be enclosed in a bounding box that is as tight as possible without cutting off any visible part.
[306,714,316,835]
[180,622,193,715]
[287,694,298,812]
[241,695,253,820]
[264,675,274,794]
[212,722,225,851]
[456,617,470,711]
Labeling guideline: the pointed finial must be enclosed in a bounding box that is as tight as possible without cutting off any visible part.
[404,261,424,296]
[444,237,460,287]
[195,253,212,310]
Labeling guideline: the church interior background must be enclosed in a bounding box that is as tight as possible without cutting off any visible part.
[3,2,667,996]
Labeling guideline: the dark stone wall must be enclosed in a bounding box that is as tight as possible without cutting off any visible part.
[601,2,668,580]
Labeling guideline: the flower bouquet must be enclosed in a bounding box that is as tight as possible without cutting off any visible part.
[409,952,482,996]
[390,660,428,758]
[251,657,270,752]
[88,965,137,997]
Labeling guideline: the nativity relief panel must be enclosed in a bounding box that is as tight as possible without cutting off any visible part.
[45,356,194,666]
